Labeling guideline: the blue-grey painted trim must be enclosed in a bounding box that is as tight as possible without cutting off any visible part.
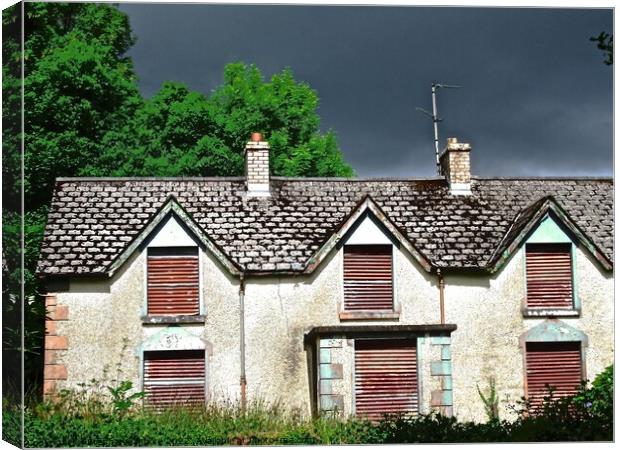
[520,319,588,345]
[416,336,425,415]
[490,201,612,273]
[319,379,333,395]
[305,196,432,273]
[320,395,345,411]
[109,197,241,277]
[441,345,451,361]
[431,336,451,345]
[431,361,452,376]
[319,348,331,364]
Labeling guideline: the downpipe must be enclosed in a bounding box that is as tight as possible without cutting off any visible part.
[437,268,445,324]
[239,273,247,412]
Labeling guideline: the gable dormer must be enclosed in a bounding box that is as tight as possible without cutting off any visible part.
[523,214,579,317]
[339,211,400,320]
[144,214,203,318]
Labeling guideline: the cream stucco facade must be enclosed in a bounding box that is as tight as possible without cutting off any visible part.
[47,210,613,423]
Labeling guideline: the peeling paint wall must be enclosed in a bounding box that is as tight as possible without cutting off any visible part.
[52,237,612,422]
[54,247,240,403]
[445,244,613,422]
[243,245,439,415]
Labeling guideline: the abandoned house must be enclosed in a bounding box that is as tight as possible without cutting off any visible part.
[37,135,613,422]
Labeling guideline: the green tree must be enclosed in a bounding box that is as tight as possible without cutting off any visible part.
[3,3,353,399]
[2,2,143,396]
[83,81,240,177]
[591,31,613,65]
[21,2,142,209]
[84,63,354,178]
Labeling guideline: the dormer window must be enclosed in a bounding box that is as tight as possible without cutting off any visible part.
[147,247,199,316]
[343,244,393,311]
[525,243,573,310]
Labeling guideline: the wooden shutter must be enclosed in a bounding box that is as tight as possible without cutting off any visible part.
[147,247,199,315]
[144,350,205,409]
[355,339,418,421]
[344,245,393,311]
[526,243,573,309]
[525,342,582,411]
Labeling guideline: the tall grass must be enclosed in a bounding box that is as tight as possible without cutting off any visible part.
[6,364,613,447]
[18,399,382,447]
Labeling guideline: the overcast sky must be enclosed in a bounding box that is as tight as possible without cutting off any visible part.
[119,4,613,178]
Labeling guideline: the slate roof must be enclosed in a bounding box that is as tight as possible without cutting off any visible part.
[37,176,613,277]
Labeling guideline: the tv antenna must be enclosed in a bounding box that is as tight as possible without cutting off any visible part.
[416,82,461,175]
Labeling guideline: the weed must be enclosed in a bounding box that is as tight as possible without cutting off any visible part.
[476,376,499,422]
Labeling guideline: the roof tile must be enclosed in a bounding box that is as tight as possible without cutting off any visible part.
[37,177,613,276]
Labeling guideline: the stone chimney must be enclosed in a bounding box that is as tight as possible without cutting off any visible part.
[439,137,471,195]
[245,132,271,197]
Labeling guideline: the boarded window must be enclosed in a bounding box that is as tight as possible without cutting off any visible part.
[525,342,582,411]
[147,247,199,315]
[525,243,573,309]
[344,245,393,311]
[354,339,418,421]
[144,350,205,409]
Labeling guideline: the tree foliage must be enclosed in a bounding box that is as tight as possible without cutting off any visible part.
[21,2,142,209]
[82,63,353,178]
[2,3,353,398]
[591,31,613,65]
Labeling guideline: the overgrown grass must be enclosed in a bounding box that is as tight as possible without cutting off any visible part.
[4,365,613,447]
[14,401,383,447]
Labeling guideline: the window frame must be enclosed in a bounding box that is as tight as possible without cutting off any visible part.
[140,348,209,409]
[339,243,400,321]
[523,341,585,412]
[521,216,581,318]
[142,245,205,322]
[351,337,420,420]
[519,319,588,413]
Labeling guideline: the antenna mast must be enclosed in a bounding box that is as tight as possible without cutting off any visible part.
[416,82,461,175]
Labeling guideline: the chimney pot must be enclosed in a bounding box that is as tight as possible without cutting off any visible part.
[440,137,472,196]
[251,132,263,142]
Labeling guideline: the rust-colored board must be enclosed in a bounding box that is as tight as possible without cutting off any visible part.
[344,245,393,311]
[526,243,573,309]
[525,342,582,412]
[355,339,418,421]
[147,253,199,315]
[144,350,205,409]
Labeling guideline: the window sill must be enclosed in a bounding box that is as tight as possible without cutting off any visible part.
[141,315,206,324]
[522,308,580,318]
[339,310,400,321]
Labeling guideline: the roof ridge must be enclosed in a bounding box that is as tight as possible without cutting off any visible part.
[471,176,612,181]
[56,177,246,182]
[55,175,612,183]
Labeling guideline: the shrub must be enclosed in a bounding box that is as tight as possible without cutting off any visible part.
[18,365,613,446]
[2,399,22,447]
[574,364,613,419]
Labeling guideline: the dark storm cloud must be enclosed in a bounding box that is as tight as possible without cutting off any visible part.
[119,4,613,178]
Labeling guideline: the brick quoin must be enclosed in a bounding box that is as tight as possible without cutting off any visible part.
[55,305,69,320]
[46,335,68,350]
[45,294,57,307]
[44,295,69,399]
[44,364,68,380]
[45,350,58,365]
[43,380,56,396]
[46,320,57,335]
